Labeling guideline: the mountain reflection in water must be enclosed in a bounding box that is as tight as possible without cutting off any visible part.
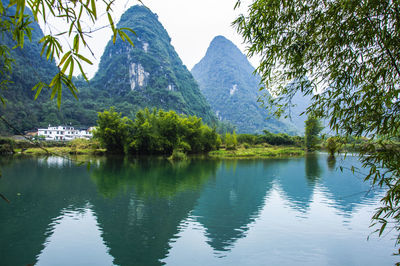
[0,154,394,266]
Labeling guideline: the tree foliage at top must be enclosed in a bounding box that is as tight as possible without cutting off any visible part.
[0,0,135,107]
[234,0,400,254]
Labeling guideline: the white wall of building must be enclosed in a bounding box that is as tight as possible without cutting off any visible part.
[37,126,93,141]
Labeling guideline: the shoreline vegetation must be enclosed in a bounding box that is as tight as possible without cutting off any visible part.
[208,145,304,159]
[0,132,383,160]
[2,108,396,159]
[3,139,305,159]
[0,136,396,159]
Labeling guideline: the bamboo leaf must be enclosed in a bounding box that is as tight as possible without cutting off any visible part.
[32,82,47,100]
[58,50,72,67]
[107,12,115,32]
[91,0,97,19]
[76,53,93,65]
[57,81,62,108]
[76,59,88,81]
[73,34,79,53]
[61,56,72,74]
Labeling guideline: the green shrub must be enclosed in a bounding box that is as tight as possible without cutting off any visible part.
[169,149,187,160]
[225,132,238,150]
[0,138,15,154]
[326,137,341,156]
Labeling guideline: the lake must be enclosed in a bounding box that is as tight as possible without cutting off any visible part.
[0,154,396,265]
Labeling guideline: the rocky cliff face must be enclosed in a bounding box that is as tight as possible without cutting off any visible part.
[192,36,295,134]
[92,5,216,124]
[129,63,149,90]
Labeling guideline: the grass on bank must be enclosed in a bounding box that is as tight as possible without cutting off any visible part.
[17,138,106,156]
[208,144,305,159]
[22,146,106,155]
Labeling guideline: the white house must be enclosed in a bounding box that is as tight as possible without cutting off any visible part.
[37,125,93,141]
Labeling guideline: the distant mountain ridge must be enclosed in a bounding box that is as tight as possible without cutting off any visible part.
[191,36,295,134]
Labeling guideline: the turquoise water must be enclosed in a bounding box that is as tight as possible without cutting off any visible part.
[0,154,396,265]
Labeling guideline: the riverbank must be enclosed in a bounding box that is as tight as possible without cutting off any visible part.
[208,145,305,159]
[0,138,106,156]
[1,137,305,159]
[18,146,106,156]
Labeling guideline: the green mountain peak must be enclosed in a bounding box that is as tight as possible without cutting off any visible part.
[92,5,216,124]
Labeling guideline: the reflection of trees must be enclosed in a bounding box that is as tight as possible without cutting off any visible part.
[0,154,382,266]
[0,156,220,266]
[0,157,97,266]
[0,155,16,168]
[90,157,220,266]
[327,155,336,171]
[305,153,322,184]
[90,157,219,198]
[193,160,275,252]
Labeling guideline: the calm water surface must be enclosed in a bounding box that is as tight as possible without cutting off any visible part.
[0,154,396,265]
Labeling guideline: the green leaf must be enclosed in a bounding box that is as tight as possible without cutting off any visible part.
[76,53,93,65]
[118,30,134,47]
[32,82,47,100]
[107,12,115,32]
[58,50,72,67]
[61,56,72,74]
[73,34,79,53]
[90,0,97,19]
[57,82,62,108]
[76,59,88,81]
[379,222,387,236]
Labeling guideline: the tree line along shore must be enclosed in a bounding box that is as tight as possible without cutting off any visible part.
[0,108,383,160]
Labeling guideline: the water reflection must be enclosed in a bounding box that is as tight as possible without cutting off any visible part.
[275,158,317,212]
[37,205,113,265]
[0,157,97,266]
[192,160,275,253]
[305,153,322,184]
[327,155,336,170]
[319,155,379,215]
[90,157,219,198]
[0,154,393,266]
[89,157,220,266]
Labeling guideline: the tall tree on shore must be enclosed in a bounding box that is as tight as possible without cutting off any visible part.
[304,115,322,152]
[234,0,400,252]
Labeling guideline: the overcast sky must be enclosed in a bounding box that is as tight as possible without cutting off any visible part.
[40,0,256,78]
